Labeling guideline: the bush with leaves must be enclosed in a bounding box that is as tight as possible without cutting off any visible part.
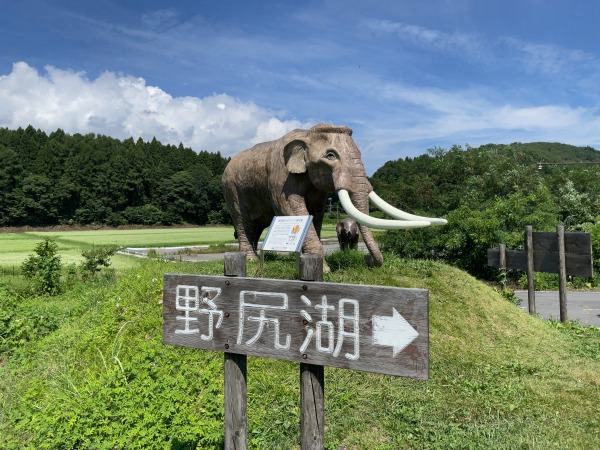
[80,246,118,279]
[378,185,558,280]
[21,237,62,295]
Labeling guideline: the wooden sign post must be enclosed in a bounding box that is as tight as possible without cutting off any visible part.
[163,275,428,377]
[163,254,429,448]
[298,253,324,449]
[223,252,247,449]
[526,226,536,315]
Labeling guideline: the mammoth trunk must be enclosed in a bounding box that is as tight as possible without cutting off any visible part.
[349,190,384,267]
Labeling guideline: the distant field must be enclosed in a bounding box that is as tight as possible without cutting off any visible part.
[0,225,338,269]
[29,227,238,248]
[0,227,235,270]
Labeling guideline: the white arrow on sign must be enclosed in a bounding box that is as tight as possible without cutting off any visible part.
[372,308,419,357]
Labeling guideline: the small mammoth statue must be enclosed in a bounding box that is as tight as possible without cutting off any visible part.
[336,218,359,251]
[222,124,446,266]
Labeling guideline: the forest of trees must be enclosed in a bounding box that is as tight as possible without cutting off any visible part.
[0,126,230,227]
[371,142,600,281]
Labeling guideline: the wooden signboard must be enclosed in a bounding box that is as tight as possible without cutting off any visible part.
[487,226,593,322]
[487,231,593,277]
[163,274,429,379]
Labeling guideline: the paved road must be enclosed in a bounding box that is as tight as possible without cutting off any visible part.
[515,290,600,327]
[122,239,361,262]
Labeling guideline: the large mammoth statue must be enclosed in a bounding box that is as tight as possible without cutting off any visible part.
[222,124,446,267]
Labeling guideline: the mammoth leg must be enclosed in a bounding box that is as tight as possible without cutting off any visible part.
[241,214,273,258]
[304,192,328,254]
[239,220,258,257]
[337,228,350,250]
[337,233,347,250]
[349,221,359,250]
[301,224,325,255]
[224,187,258,259]
[248,222,268,254]
[242,216,273,258]
[350,233,359,250]
[233,218,256,259]
[311,206,325,239]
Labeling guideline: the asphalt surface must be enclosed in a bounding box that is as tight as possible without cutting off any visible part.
[121,239,358,262]
[515,290,600,327]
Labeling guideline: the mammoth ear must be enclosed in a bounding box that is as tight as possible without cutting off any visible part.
[283,140,308,174]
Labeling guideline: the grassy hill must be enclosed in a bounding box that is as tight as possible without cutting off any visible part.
[1,255,599,449]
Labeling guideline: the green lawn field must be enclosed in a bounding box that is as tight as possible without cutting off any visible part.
[0,227,237,270]
[31,227,238,247]
[0,225,339,270]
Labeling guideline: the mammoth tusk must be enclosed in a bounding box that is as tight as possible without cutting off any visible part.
[338,190,431,230]
[368,191,448,226]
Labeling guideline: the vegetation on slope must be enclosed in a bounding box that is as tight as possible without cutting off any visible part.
[478,141,600,164]
[371,142,600,284]
[1,255,598,449]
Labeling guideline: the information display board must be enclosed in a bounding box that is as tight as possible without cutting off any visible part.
[261,215,313,253]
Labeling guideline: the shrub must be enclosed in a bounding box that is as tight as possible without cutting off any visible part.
[496,287,521,306]
[80,246,118,279]
[517,272,594,290]
[0,290,63,356]
[21,238,62,296]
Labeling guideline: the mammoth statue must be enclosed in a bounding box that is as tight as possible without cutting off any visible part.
[222,124,446,267]
[336,218,359,251]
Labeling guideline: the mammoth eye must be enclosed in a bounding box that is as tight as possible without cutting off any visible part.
[325,149,339,160]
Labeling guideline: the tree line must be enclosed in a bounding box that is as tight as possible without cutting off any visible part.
[371,142,600,282]
[0,125,231,227]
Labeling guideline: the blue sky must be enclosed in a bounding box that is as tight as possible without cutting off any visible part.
[1,0,600,174]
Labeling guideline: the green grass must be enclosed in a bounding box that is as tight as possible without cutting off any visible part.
[1,254,598,449]
[0,227,240,272]
[28,225,339,247]
[0,226,339,271]
[26,227,238,247]
[0,233,86,270]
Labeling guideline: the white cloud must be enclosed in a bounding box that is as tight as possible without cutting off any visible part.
[356,73,598,138]
[350,77,600,173]
[364,19,600,87]
[502,37,597,76]
[0,62,306,155]
[364,19,487,62]
[252,118,303,144]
